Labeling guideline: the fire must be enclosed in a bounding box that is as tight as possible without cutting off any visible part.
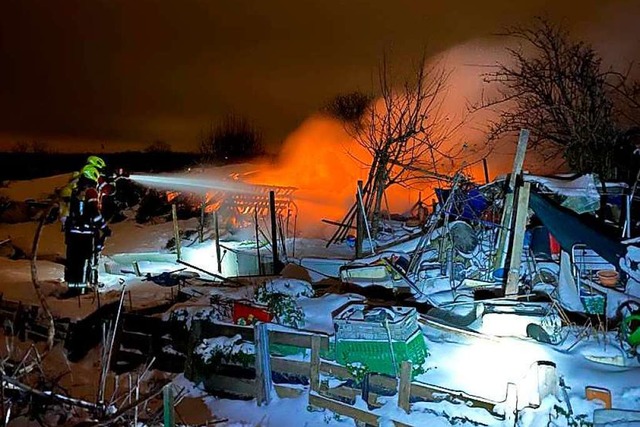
[247,116,369,237]
[157,41,562,239]
[166,191,179,202]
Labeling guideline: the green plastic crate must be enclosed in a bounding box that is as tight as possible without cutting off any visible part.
[336,330,427,377]
[333,305,427,377]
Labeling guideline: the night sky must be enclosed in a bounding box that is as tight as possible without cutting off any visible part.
[1,0,638,153]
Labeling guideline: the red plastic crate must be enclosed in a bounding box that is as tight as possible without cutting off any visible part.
[232,301,272,325]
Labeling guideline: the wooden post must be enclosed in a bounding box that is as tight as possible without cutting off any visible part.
[1,371,5,427]
[310,335,321,392]
[495,129,529,271]
[504,382,518,425]
[163,384,175,427]
[505,182,531,296]
[198,200,205,243]
[269,191,280,274]
[623,194,631,238]
[132,261,142,277]
[214,211,222,274]
[355,180,364,259]
[482,158,490,184]
[398,360,412,414]
[171,204,181,261]
[254,207,262,275]
[254,322,273,406]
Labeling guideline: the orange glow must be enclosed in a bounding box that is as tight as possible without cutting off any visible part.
[172,43,564,238]
[167,191,179,202]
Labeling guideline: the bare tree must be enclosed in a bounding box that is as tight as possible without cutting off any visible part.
[29,140,51,153]
[330,55,462,242]
[477,18,623,179]
[323,91,374,124]
[610,67,640,128]
[10,141,29,153]
[199,114,265,164]
[144,140,172,153]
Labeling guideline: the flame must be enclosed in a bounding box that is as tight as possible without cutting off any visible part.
[159,40,565,239]
[166,191,179,202]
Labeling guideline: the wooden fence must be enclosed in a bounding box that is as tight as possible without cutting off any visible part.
[192,321,515,426]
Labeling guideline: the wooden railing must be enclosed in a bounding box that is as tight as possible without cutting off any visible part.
[189,321,514,426]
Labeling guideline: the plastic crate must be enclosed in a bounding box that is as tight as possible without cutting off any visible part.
[335,330,427,377]
[580,294,605,315]
[232,301,272,325]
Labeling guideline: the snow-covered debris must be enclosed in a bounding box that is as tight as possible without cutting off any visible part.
[262,277,313,298]
[195,334,254,364]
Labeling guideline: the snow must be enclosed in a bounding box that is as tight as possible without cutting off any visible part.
[3,172,640,426]
[0,173,71,201]
[195,334,255,363]
[263,278,313,298]
[299,293,365,334]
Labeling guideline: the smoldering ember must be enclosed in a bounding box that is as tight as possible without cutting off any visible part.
[2,4,640,427]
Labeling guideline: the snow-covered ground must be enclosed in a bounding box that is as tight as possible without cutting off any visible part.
[2,172,640,426]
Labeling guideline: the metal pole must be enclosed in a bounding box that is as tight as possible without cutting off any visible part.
[171,204,181,261]
[214,211,222,273]
[255,206,262,275]
[482,158,490,184]
[356,180,363,258]
[356,183,375,255]
[269,191,280,274]
[163,384,175,427]
[199,200,205,243]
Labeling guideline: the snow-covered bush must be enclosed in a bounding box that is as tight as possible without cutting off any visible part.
[254,278,313,328]
[345,361,369,386]
[195,334,254,369]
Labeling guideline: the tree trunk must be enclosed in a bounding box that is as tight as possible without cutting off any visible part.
[371,161,388,236]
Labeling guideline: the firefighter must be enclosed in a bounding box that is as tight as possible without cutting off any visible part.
[63,160,111,290]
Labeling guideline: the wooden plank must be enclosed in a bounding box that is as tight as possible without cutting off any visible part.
[410,382,501,417]
[269,330,330,350]
[310,335,321,392]
[320,360,354,380]
[202,375,256,398]
[270,357,310,377]
[119,331,152,350]
[318,384,357,405]
[398,361,412,413]
[370,374,398,391]
[495,129,529,270]
[505,182,531,296]
[508,129,530,190]
[274,384,304,399]
[199,322,329,351]
[316,360,501,419]
[418,315,501,342]
[254,323,273,405]
[308,393,412,427]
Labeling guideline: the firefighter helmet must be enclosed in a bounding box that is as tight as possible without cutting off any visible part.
[86,155,106,169]
[60,184,74,198]
[80,165,100,182]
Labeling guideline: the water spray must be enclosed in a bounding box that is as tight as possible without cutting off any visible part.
[128,173,260,195]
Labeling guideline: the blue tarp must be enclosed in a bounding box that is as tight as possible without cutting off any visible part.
[435,187,489,221]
